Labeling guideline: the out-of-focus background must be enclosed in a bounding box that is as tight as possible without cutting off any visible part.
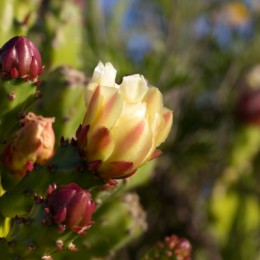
[3,0,259,259]
[79,1,260,259]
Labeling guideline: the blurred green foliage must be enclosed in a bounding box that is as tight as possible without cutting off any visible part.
[71,0,260,259]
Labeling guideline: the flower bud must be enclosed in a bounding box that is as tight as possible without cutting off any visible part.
[236,89,260,125]
[141,235,192,260]
[0,36,44,84]
[3,112,55,178]
[45,183,95,235]
[77,62,173,179]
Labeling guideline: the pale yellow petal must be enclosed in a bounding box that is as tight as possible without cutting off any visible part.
[108,103,153,167]
[120,74,148,103]
[92,61,117,86]
[155,108,173,147]
[83,86,101,126]
[143,87,163,133]
[92,86,123,130]
[86,127,115,161]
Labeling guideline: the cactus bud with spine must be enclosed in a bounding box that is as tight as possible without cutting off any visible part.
[45,183,95,235]
[141,235,192,260]
[76,61,173,179]
[3,112,55,178]
[0,35,44,84]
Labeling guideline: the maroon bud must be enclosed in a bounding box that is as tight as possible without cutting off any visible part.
[0,36,44,83]
[236,89,260,125]
[45,183,95,235]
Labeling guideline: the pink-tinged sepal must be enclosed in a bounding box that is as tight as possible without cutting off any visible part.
[83,85,101,125]
[87,160,102,172]
[114,169,137,179]
[101,161,133,179]
[76,124,89,149]
[149,149,162,161]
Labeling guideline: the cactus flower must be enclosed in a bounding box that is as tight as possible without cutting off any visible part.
[45,183,95,235]
[0,36,44,84]
[3,112,55,178]
[77,62,173,179]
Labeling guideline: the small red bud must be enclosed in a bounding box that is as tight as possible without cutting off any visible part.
[0,36,44,83]
[45,183,95,234]
[236,89,260,125]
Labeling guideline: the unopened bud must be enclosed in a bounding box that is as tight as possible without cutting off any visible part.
[0,36,44,84]
[45,183,95,235]
[3,112,55,178]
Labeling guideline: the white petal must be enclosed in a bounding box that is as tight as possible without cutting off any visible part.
[120,74,148,103]
[92,61,117,87]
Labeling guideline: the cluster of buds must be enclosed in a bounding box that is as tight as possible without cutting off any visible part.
[141,235,192,260]
[77,62,173,180]
[44,183,95,235]
[3,112,55,178]
[0,36,44,84]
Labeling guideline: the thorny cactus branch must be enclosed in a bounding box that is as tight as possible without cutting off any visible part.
[0,25,176,258]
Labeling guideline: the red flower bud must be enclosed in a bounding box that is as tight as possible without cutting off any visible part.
[45,183,95,235]
[142,235,192,260]
[236,89,260,125]
[0,36,44,84]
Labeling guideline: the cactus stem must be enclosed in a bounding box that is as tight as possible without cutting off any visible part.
[75,163,85,172]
